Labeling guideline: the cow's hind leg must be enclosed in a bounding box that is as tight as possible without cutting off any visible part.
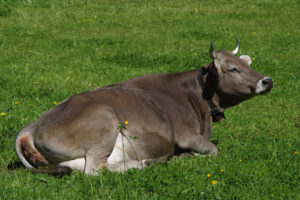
[84,149,112,175]
[81,104,120,175]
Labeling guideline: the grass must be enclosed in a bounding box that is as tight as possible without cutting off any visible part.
[0,0,299,199]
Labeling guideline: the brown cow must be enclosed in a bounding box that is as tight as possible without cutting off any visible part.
[15,40,273,175]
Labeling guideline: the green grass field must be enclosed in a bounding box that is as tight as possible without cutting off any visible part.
[0,0,299,199]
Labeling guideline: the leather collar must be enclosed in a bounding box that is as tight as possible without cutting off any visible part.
[196,67,225,122]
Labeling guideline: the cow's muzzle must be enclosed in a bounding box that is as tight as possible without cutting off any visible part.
[255,77,273,94]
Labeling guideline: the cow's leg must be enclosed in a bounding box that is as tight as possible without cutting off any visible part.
[84,149,111,175]
[197,140,218,155]
[179,134,218,155]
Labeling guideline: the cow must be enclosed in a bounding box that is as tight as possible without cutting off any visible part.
[15,40,273,175]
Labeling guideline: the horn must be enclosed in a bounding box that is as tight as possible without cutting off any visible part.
[210,41,216,59]
[232,38,240,55]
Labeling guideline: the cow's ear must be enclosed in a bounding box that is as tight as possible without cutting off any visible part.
[211,59,223,76]
[240,55,252,65]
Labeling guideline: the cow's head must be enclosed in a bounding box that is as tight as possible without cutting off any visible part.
[209,39,273,108]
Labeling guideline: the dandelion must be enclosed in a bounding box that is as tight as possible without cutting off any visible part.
[124,120,128,125]
[212,180,217,185]
[94,15,97,20]
[252,57,256,61]
[1,112,6,116]
[294,151,299,155]
[15,101,19,105]
[239,159,242,162]
[53,101,57,105]
[253,32,256,35]
[220,169,224,173]
[33,81,38,85]
[207,174,211,178]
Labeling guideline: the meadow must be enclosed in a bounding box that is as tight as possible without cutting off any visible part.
[0,0,299,199]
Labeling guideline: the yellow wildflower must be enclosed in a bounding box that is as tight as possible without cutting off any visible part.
[207,174,211,178]
[34,24,37,28]
[94,15,97,20]
[239,159,242,162]
[15,101,19,105]
[53,101,57,105]
[252,57,256,61]
[294,151,299,155]
[124,120,129,125]
[253,32,256,35]
[220,169,224,173]
[1,112,6,116]
[33,81,38,85]
[212,180,217,185]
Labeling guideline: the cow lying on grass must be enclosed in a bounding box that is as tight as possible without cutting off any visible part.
[15,40,272,175]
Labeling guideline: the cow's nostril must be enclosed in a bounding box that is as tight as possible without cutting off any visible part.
[262,77,272,86]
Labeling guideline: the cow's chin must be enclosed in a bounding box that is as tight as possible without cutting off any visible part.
[255,86,272,95]
[257,88,272,95]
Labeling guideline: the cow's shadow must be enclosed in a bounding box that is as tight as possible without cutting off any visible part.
[7,161,24,170]
[7,161,71,177]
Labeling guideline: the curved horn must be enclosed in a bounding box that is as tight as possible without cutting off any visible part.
[232,38,240,55]
[210,41,216,59]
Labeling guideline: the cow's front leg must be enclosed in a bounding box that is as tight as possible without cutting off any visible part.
[197,139,218,155]
[178,134,218,155]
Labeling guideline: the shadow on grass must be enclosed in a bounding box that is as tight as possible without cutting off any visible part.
[7,161,24,170]
[7,160,72,177]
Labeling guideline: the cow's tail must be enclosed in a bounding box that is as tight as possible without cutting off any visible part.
[15,128,41,169]
[15,128,72,176]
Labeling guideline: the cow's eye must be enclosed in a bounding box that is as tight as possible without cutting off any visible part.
[228,68,239,73]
